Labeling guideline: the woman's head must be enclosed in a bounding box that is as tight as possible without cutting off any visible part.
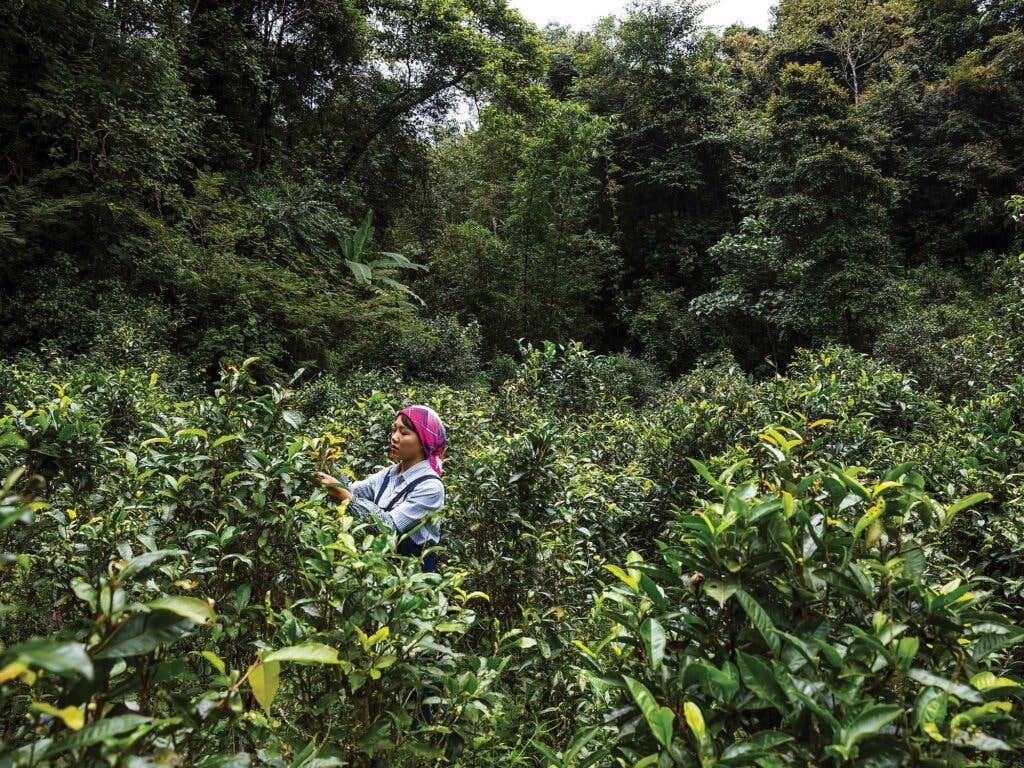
[390,405,447,475]
[389,414,424,466]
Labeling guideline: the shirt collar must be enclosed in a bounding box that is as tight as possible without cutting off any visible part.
[394,459,435,483]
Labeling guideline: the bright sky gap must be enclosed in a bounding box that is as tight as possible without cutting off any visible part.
[509,0,776,31]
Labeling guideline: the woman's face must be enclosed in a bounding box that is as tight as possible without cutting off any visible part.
[390,416,425,465]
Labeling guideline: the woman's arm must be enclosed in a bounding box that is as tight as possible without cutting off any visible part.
[347,480,445,535]
[317,465,390,502]
[349,466,390,501]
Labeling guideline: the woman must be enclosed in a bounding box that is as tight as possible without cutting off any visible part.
[316,405,446,573]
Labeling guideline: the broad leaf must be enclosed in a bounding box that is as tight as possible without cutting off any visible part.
[263,643,340,665]
[736,590,782,656]
[119,550,186,582]
[147,596,215,625]
[623,675,674,748]
[640,617,665,670]
[735,650,787,710]
[94,610,196,659]
[838,704,901,753]
[248,661,280,715]
[3,638,93,681]
[909,669,983,703]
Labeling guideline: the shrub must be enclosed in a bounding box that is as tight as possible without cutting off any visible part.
[0,363,503,765]
[2,348,1022,766]
[582,430,1024,766]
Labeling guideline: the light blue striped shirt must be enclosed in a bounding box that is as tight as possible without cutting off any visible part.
[344,459,445,546]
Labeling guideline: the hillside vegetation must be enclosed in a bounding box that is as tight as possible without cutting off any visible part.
[2,345,1023,765]
[2,0,1024,764]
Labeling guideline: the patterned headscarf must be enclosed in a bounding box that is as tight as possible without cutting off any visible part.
[398,404,447,476]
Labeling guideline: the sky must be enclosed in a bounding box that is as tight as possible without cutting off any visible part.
[509,0,775,30]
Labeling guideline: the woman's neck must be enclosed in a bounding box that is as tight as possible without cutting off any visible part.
[399,456,425,474]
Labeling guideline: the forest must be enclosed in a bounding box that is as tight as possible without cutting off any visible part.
[1,0,1023,765]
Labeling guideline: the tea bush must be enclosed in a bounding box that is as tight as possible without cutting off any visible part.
[582,433,1023,767]
[2,346,1023,766]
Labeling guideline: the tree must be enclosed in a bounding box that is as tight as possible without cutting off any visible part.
[694,62,898,358]
[538,1,739,366]
[773,0,914,103]
[861,5,1024,265]
[0,0,545,375]
[425,97,619,352]
[424,220,517,353]
[505,101,620,347]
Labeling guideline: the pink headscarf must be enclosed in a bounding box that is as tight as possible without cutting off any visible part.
[399,405,447,476]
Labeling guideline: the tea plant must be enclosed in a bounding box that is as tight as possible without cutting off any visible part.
[2,346,1023,766]
[586,428,1023,766]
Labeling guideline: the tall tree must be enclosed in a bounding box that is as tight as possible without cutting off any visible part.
[0,0,544,374]
[862,1,1024,264]
[694,62,898,360]
[540,1,739,365]
[424,99,618,351]
[773,0,914,103]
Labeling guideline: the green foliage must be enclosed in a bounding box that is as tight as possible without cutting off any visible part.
[429,99,620,350]
[585,437,1023,765]
[4,0,1024,385]
[0,363,498,765]
[862,12,1024,267]
[620,279,710,376]
[423,220,518,354]
[423,0,1024,379]
[873,254,1024,398]
[387,314,486,387]
[773,0,915,102]
[2,343,1024,764]
[500,341,664,415]
[0,0,541,379]
[4,0,1024,760]
[537,1,737,371]
[341,210,428,301]
[695,62,898,361]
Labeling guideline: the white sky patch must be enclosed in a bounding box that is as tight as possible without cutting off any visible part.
[450,1,775,127]
[510,0,775,30]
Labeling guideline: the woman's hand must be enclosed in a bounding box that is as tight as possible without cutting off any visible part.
[316,471,352,501]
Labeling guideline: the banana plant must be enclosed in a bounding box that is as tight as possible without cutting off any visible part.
[341,210,427,305]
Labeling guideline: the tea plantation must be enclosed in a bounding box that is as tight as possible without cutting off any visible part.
[2,344,1022,766]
